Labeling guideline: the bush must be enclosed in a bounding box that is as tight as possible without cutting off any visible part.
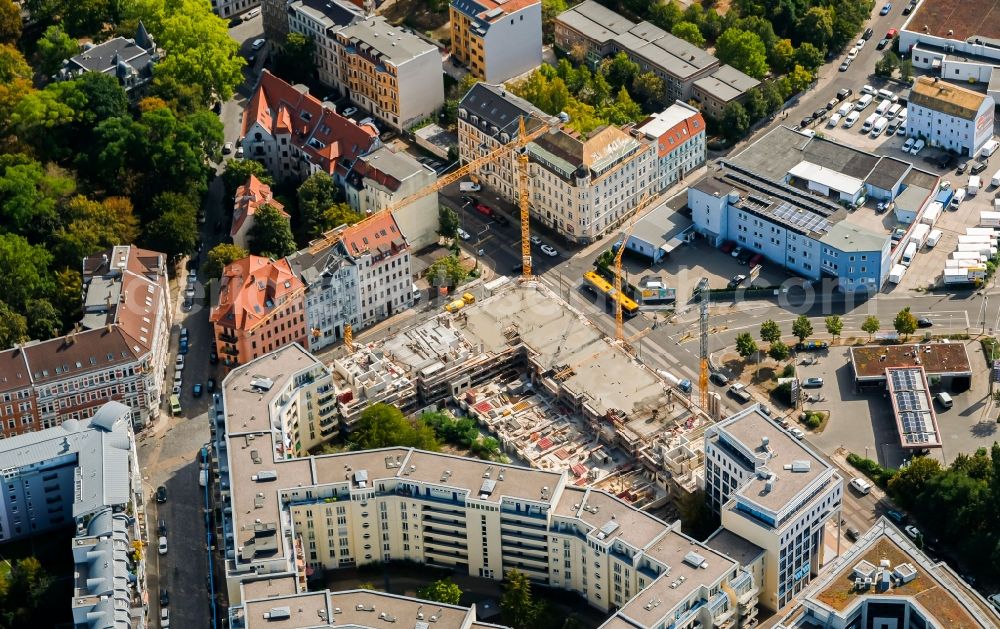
[804,412,822,429]
[846,453,896,488]
[780,363,796,378]
[981,337,1000,364]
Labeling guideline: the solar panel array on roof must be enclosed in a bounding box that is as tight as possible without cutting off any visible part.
[886,367,940,448]
[771,201,832,235]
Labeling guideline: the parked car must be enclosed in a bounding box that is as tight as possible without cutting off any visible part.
[790,427,805,439]
[160,589,169,607]
[802,377,824,388]
[540,244,558,257]
[847,46,860,60]
[836,88,853,100]
[839,59,851,72]
[748,253,764,268]
[161,607,170,628]
[342,106,358,117]
[251,38,266,50]
[222,142,233,154]
[902,138,915,152]
[863,27,874,40]
[175,355,185,370]
[155,485,167,503]
[957,160,970,174]
[880,2,892,15]
[737,249,753,265]
[971,160,988,174]
[209,350,218,365]
[207,378,216,392]
[909,139,925,155]
[846,527,861,542]
[904,525,922,540]
[826,98,839,111]
[709,372,729,386]
[193,383,203,397]
[886,510,906,524]
[731,246,743,258]
[720,241,736,254]
[729,383,753,403]
[728,274,747,287]
[158,536,168,555]
[800,115,814,127]
[457,228,471,240]
[937,153,957,169]
[917,318,933,328]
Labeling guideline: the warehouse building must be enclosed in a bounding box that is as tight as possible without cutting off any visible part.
[906,76,995,157]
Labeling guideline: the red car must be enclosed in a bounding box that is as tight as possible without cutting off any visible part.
[886,28,898,39]
[720,241,736,254]
[474,203,493,217]
[748,253,764,269]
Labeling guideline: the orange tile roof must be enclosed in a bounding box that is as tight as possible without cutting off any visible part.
[232,175,288,239]
[454,0,540,22]
[242,71,379,176]
[211,256,304,331]
[339,213,406,258]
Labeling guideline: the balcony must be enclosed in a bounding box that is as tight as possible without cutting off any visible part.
[218,332,238,343]
[499,528,548,546]
[499,514,548,531]
[423,526,467,542]
[221,345,239,356]
[423,515,466,531]
[424,546,467,561]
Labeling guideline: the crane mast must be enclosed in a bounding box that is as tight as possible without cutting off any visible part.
[699,293,709,409]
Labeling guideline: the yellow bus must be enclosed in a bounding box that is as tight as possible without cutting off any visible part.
[583,272,639,317]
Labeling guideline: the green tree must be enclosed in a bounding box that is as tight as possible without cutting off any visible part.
[249,204,296,258]
[794,42,824,73]
[500,569,542,629]
[0,300,28,349]
[792,315,813,343]
[770,38,796,74]
[875,50,900,78]
[296,172,340,240]
[541,0,567,38]
[825,315,843,340]
[760,319,781,344]
[735,15,776,51]
[900,59,914,81]
[0,156,76,241]
[52,267,81,326]
[0,0,21,44]
[762,80,786,114]
[426,254,468,288]
[861,315,880,340]
[347,403,440,451]
[416,578,463,605]
[888,456,942,507]
[768,340,790,361]
[274,32,315,84]
[55,195,139,268]
[720,101,750,142]
[631,71,665,110]
[323,202,362,231]
[787,64,813,94]
[829,0,868,50]
[146,0,244,104]
[601,51,639,90]
[603,86,642,125]
[715,28,769,79]
[648,0,683,31]
[35,25,78,77]
[203,243,249,278]
[744,86,768,121]
[438,205,459,239]
[894,306,918,339]
[148,74,204,115]
[143,192,198,258]
[735,332,758,358]
[797,6,834,50]
[0,233,53,310]
[223,158,271,196]
[25,298,61,340]
[671,21,705,47]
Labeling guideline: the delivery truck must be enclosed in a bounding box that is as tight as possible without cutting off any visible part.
[901,242,917,266]
[459,181,481,192]
[957,243,997,256]
[979,212,1000,228]
[921,202,943,226]
[926,229,942,247]
[943,268,977,285]
[888,264,907,284]
[968,175,981,195]
[951,251,987,262]
[910,223,930,247]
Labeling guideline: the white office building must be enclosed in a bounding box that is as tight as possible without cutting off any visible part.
[285,247,361,353]
[636,101,708,192]
[906,76,995,157]
[704,406,844,611]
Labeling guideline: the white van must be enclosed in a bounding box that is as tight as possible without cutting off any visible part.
[837,102,852,117]
[459,181,481,192]
[411,283,421,302]
[843,111,861,128]
[875,98,892,115]
[243,7,260,20]
[968,175,981,195]
[871,116,889,137]
[901,241,917,266]
[935,392,953,409]
[861,113,878,133]
[950,188,966,208]
[877,88,898,102]
[199,469,208,487]
[855,94,874,110]
[926,229,942,247]
[980,138,999,158]
[827,113,842,127]
[849,477,872,495]
[992,170,1000,188]
[887,103,902,119]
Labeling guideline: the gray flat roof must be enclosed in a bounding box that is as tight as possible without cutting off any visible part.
[694,65,760,102]
[894,183,934,212]
[556,1,634,43]
[337,17,437,66]
[629,198,694,248]
[865,156,911,191]
[819,221,887,253]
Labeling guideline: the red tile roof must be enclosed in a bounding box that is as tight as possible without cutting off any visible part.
[243,71,379,176]
[338,212,406,258]
[232,175,288,239]
[211,256,304,331]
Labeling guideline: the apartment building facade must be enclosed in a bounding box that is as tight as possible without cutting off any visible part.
[231,174,289,249]
[330,18,445,131]
[458,82,657,244]
[210,0,258,20]
[704,406,843,611]
[334,213,413,326]
[241,71,381,183]
[907,76,995,157]
[345,146,438,250]
[636,101,707,192]
[285,247,361,353]
[213,345,762,629]
[450,0,542,83]
[210,256,308,369]
[0,246,171,434]
[286,0,364,87]
[0,401,147,625]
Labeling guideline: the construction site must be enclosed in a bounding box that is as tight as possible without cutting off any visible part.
[327,280,715,509]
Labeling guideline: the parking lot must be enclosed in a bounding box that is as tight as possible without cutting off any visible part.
[791,340,999,469]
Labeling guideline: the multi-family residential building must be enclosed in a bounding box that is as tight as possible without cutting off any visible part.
[704,406,844,611]
[449,0,542,83]
[261,0,289,41]
[906,76,995,157]
[636,101,707,192]
[210,256,308,369]
[286,0,364,87]
[231,174,289,249]
[554,1,758,107]
[345,146,438,250]
[0,246,171,434]
[0,401,147,625]
[775,517,1000,628]
[241,71,381,183]
[285,247,361,352]
[330,17,445,131]
[458,82,656,244]
[332,213,413,326]
[59,23,159,99]
[688,126,945,291]
[213,344,762,628]
[210,0,258,20]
